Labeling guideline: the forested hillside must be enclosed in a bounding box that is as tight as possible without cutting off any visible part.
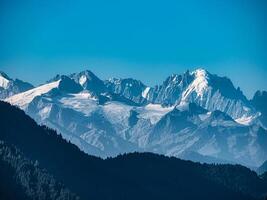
[0,101,266,200]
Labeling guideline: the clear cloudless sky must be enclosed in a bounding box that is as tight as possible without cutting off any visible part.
[0,0,266,98]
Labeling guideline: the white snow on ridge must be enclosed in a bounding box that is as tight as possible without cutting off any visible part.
[142,87,150,98]
[5,80,60,109]
[3,68,267,167]
[235,113,260,126]
[181,68,209,101]
[138,104,174,124]
[79,75,87,86]
[103,102,132,125]
[198,135,220,156]
[0,75,10,89]
[60,97,172,129]
[59,92,98,115]
[199,112,211,121]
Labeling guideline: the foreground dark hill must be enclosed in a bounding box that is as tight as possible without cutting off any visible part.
[6,69,267,166]
[258,160,267,175]
[0,141,78,200]
[0,101,266,200]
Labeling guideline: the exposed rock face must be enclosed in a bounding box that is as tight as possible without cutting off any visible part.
[4,68,267,167]
[0,71,34,99]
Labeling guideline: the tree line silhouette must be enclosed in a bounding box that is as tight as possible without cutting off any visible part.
[0,101,266,200]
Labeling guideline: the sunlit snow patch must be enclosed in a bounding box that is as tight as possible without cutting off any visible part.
[138,104,174,124]
[235,112,260,126]
[5,80,60,109]
[142,87,150,99]
[0,75,10,89]
[59,92,98,116]
[79,75,87,86]
[181,68,209,101]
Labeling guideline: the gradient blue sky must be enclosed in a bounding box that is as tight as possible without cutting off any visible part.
[0,0,266,98]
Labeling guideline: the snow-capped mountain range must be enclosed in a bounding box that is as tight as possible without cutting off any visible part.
[0,71,34,99]
[2,68,267,167]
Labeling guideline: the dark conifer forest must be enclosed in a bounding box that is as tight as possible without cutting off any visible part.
[0,101,267,200]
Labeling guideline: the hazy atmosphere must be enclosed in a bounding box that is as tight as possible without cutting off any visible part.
[1,0,267,98]
[1,1,267,200]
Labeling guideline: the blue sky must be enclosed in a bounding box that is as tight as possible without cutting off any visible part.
[0,0,266,98]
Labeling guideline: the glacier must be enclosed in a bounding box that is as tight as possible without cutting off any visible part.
[4,68,267,167]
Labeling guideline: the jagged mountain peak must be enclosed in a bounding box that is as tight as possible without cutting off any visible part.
[69,70,106,94]
[178,68,246,100]
[0,71,11,80]
[3,68,267,167]
[106,77,145,86]
[177,68,254,120]
[182,68,210,99]
[190,68,209,76]
[168,73,180,82]
[0,71,34,99]
[163,70,191,84]
[252,90,267,111]
[107,77,120,83]
[209,75,247,101]
[78,69,96,76]
[0,72,11,89]
[57,75,83,93]
[251,90,267,127]
[70,69,100,80]
[104,76,147,105]
[189,68,247,101]
[47,74,83,92]
[49,70,101,84]
[149,70,192,105]
[72,70,100,82]
[253,90,267,100]
[162,68,208,88]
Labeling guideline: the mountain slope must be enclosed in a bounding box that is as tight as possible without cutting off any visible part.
[110,68,256,121]
[176,69,256,120]
[147,103,267,166]
[146,71,193,105]
[0,71,34,99]
[105,77,148,105]
[0,101,266,200]
[4,68,267,167]
[258,160,267,175]
[0,141,78,200]
[70,70,107,95]
[251,90,267,128]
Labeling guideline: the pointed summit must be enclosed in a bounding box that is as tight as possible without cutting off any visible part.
[191,68,209,75]
[0,71,11,80]
[183,68,210,100]
[74,70,99,84]
[178,68,254,119]
[148,70,193,105]
[58,75,83,93]
[70,70,106,95]
[0,72,11,89]
[0,71,34,99]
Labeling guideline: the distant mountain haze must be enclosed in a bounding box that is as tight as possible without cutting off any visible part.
[2,68,267,167]
[0,101,266,200]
